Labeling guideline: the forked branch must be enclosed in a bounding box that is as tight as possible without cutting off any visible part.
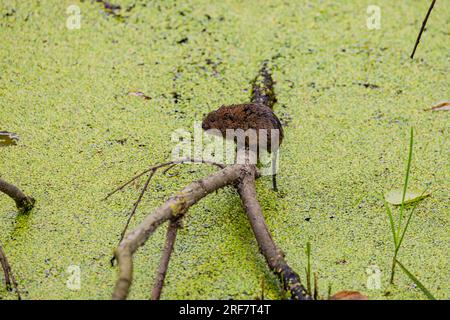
[106,158,225,266]
[112,164,244,300]
[111,160,309,300]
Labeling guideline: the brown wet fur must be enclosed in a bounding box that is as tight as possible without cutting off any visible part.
[202,103,283,153]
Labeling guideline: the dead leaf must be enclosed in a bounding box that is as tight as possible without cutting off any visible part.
[384,189,430,206]
[426,100,450,111]
[330,291,368,300]
[0,131,19,146]
[128,91,151,100]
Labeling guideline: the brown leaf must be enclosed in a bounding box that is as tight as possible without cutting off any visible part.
[0,131,19,146]
[330,291,368,300]
[128,91,151,100]
[427,100,450,111]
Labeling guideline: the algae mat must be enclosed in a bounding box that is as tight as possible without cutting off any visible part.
[0,0,448,299]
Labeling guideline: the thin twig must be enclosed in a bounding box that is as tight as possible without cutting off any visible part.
[151,219,181,300]
[120,170,156,242]
[162,164,178,175]
[108,158,225,265]
[410,0,437,59]
[103,158,224,200]
[110,169,157,266]
[0,244,21,300]
[0,245,11,289]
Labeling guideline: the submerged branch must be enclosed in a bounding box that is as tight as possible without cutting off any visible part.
[0,244,21,300]
[251,60,277,110]
[0,178,35,213]
[151,219,181,300]
[237,165,310,300]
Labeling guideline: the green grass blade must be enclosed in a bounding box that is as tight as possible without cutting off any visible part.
[396,202,417,252]
[397,188,429,251]
[305,241,312,296]
[395,259,436,300]
[383,198,398,247]
[398,127,414,236]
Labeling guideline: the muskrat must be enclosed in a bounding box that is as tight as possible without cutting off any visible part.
[201,103,283,152]
[202,62,283,191]
[202,103,283,191]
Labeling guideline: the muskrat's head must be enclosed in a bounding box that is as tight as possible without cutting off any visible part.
[202,106,235,132]
[201,110,220,131]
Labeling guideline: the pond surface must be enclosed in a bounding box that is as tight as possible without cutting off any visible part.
[0,0,448,299]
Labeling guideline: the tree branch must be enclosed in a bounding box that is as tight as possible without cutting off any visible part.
[112,164,244,300]
[236,164,310,300]
[103,158,225,201]
[151,219,181,300]
[0,178,35,213]
[0,244,21,300]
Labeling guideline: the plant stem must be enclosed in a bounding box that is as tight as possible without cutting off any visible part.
[397,127,414,236]
[305,242,312,296]
[390,127,415,284]
[410,0,437,59]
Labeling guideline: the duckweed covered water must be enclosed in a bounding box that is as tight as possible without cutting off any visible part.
[0,0,448,299]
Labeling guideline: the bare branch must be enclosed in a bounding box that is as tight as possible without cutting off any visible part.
[112,164,243,300]
[0,178,35,213]
[237,165,310,300]
[117,169,156,248]
[151,219,181,300]
[0,244,21,300]
[111,157,309,299]
[103,158,225,200]
[108,158,226,265]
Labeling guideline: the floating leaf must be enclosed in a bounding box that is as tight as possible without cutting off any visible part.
[0,131,19,146]
[329,291,368,300]
[427,100,450,111]
[384,189,430,206]
[128,91,151,100]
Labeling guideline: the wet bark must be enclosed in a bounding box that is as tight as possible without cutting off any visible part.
[0,178,35,213]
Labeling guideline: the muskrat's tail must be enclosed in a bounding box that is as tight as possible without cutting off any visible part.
[251,60,277,110]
